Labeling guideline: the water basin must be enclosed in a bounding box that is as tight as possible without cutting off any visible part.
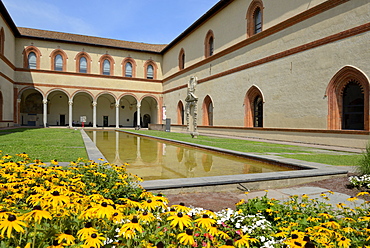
[85,131,294,181]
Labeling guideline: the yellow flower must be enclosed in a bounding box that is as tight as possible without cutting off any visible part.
[46,190,70,208]
[171,202,191,213]
[77,223,98,240]
[94,202,115,219]
[357,191,369,196]
[337,236,351,248]
[56,231,75,245]
[120,217,143,234]
[167,212,192,230]
[235,234,258,248]
[0,214,27,238]
[84,233,106,248]
[347,196,358,202]
[194,214,216,229]
[219,239,235,248]
[23,206,52,223]
[177,229,195,246]
[138,211,155,223]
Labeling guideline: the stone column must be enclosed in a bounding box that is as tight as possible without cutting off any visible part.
[115,103,120,128]
[68,100,73,127]
[16,99,21,126]
[136,102,141,128]
[42,99,48,127]
[92,101,97,128]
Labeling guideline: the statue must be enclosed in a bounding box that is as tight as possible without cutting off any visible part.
[185,76,199,138]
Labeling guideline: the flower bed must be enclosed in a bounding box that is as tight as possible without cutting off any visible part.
[0,152,369,248]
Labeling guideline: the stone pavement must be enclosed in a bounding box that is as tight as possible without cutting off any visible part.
[239,186,365,210]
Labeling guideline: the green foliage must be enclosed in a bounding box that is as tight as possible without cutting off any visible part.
[357,143,370,175]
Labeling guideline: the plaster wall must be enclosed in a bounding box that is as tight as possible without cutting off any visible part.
[163,0,370,129]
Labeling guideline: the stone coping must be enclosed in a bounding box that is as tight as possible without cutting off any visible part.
[80,129,107,162]
[116,130,348,191]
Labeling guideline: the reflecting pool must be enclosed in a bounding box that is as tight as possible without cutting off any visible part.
[86,131,293,181]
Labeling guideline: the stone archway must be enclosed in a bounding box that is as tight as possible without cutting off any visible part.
[72,92,93,127]
[326,66,369,131]
[47,90,69,126]
[244,85,264,127]
[19,88,44,126]
[96,93,116,127]
[140,96,158,128]
[202,95,213,126]
[119,95,138,127]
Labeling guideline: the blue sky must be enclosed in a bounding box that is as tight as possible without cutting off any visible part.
[2,0,220,44]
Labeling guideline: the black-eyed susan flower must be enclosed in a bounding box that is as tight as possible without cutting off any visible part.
[234,233,259,248]
[171,202,191,213]
[0,214,27,238]
[167,212,192,230]
[141,199,164,211]
[95,202,115,219]
[177,229,195,246]
[77,222,98,240]
[337,236,351,248]
[23,205,52,223]
[46,190,70,208]
[138,211,155,223]
[194,214,216,229]
[84,232,106,248]
[120,217,143,234]
[56,230,75,245]
[46,240,63,248]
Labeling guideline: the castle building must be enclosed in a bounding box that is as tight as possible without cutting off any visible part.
[0,0,369,147]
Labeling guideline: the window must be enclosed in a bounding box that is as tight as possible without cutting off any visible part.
[144,60,157,80]
[179,49,185,70]
[122,57,136,78]
[254,8,262,34]
[125,62,132,77]
[103,59,110,75]
[28,52,37,69]
[54,54,63,71]
[204,30,215,58]
[0,27,4,55]
[50,49,67,71]
[99,54,114,75]
[342,81,364,130]
[247,0,263,37]
[79,57,87,73]
[23,46,41,69]
[147,65,153,79]
[75,51,91,73]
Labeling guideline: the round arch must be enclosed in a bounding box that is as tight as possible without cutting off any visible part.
[75,51,92,73]
[326,66,370,130]
[177,100,185,125]
[140,95,159,128]
[244,85,264,127]
[47,89,70,126]
[202,95,214,126]
[22,46,42,69]
[49,49,68,71]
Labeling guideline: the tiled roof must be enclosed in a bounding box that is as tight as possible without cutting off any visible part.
[18,27,167,53]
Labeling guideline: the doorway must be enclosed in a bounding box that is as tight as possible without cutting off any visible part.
[103,116,108,127]
[60,115,65,126]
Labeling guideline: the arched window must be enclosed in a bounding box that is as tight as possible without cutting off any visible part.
[54,54,63,71]
[79,57,87,73]
[247,0,264,37]
[122,57,136,78]
[147,65,153,79]
[177,101,185,125]
[23,46,42,69]
[125,62,133,77]
[0,27,4,55]
[99,54,114,75]
[326,66,369,131]
[244,85,264,127]
[103,59,110,75]
[179,49,185,70]
[50,49,67,71]
[75,51,91,73]
[202,95,213,126]
[144,60,157,80]
[254,7,262,34]
[204,30,215,58]
[28,52,37,69]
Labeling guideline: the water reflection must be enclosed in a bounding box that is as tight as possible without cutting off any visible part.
[86,131,291,181]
